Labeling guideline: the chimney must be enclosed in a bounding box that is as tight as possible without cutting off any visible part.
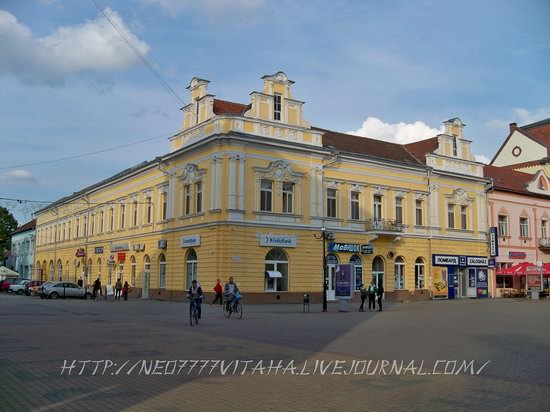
[509,122,517,132]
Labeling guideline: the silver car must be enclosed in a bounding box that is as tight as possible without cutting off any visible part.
[8,279,30,295]
[41,282,92,299]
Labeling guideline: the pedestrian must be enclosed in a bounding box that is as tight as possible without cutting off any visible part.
[115,278,122,301]
[212,278,223,306]
[77,277,83,288]
[367,280,377,311]
[122,281,130,301]
[358,283,367,312]
[92,278,101,300]
[377,281,384,312]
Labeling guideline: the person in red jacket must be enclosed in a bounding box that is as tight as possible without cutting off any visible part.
[211,279,223,306]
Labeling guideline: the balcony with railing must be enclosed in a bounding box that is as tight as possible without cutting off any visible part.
[539,238,550,249]
[365,219,405,237]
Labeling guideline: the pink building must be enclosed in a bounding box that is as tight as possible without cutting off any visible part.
[485,165,550,296]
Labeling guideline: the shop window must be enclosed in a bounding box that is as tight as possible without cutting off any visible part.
[265,248,289,292]
[260,180,273,212]
[57,260,63,281]
[498,215,508,236]
[520,217,529,237]
[415,257,425,289]
[282,182,294,214]
[326,188,337,218]
[130,256,136,287]
[350,254,362,288]
[159,254,166,288]
[394,256,405,290]
[186,249,198,289]
[351,191,361,220]
[395,197,403,223]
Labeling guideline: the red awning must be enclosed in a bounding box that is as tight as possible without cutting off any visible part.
[496,262,550,276]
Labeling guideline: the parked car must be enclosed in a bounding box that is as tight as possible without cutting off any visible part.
[40,282,92,300]
[0,277,20,292]
[8,279,30,295]
[25,280,45,296]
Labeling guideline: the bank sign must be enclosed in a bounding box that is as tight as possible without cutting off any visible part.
[432,254,488,267]
[259,234,297,248]
[180,235,200,248]
[328,243,361,253]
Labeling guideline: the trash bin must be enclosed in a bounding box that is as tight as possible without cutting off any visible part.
[303,293,310,312]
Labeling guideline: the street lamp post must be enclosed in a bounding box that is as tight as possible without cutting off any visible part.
[314,226,332,312]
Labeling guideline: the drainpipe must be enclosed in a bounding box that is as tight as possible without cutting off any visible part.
[427,168,433,299]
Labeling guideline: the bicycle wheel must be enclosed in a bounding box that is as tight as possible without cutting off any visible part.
[194,308,199,324]
[235,302,243,319]
[223,303,232,318]
[190,303,196,326]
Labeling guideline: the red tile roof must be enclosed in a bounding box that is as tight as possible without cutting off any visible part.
[12,219,36,235]
[522,118,550,145]
[403,137,439,163]
[483,165,534,195]
[314,128,423,165]
[212,99,251,116]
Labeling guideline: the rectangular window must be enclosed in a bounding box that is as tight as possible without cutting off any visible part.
[99,211,104,233]
[461,206,467,230]
[373,195,382,220]
[448,204,455,229]
[67,223,71,240]
[273,94,282,121]
[520,217,529,237]
[452,136,458,156]
[542,220,548,239]
[327,188,337,218]
[196,182,203,214]
[120,204,125,229]
[184,185,191,215]
[161,192,167,220]
[395,197,403,223]
[109,209,114,231]
[260,180,273,212]
[282,182,294,214]
[415,200,423,226]
[195,100,199,125]
[498,215,508,236]
[76,219,80,238]
[83,216,88,237]
[90,216,95,235]
[146,197,152,223]
[351,191,360,220]
[132,201,138,226]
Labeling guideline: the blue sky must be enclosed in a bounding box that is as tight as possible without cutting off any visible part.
[1,0,549,224]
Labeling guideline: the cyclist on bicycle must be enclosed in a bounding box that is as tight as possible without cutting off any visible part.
[187,280,204,319]
[224,276,240,311]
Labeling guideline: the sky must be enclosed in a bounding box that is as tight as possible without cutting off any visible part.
[1,0,549,224]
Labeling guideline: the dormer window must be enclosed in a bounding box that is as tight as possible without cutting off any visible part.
[273,94,282,121]
[452,136,458,157]
[538,177,547,190]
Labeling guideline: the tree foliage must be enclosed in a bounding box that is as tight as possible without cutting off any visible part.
[0,207,18,258]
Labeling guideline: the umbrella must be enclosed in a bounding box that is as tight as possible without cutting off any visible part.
[0,266,19,277]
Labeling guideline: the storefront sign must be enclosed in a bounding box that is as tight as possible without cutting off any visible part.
[110,243,129,252]
[467,256,489,267]
[158,239,167,249]
[489,227,499,257]
[509,251,526,259]
[361,243,374,255]
[259,234,297,248]
[180,235,200,248]
[433,255,459,266]
[117,252,126,263]
[476,269,488,298]
[335,264,353,299]
[355,266,363,290]
[109,254,115,262]
[527,274,542,290]
[488,258,496,268]
[94,247,104,254]
[328,243,361,253]
[432,267,448,298]
[75,248,85,257]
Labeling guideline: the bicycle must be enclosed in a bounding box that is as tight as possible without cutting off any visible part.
[189,297,201,326]
[223,298,243,319]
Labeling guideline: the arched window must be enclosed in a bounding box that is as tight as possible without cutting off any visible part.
[394,256,405,290]
[186,249,198,289]
[265,248,289,291]
[372,256,385,289]
[415,257,425,289]
[144,255,151,271]
[350,254,362,289]
[159,254,166,289]
[56,259,63,281]
[130,256,136,287]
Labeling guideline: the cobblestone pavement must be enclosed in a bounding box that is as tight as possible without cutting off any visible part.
[1,293,549,411]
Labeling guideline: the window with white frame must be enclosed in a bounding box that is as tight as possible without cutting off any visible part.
[184,185,191,215]
[76,218,80,238]
[395,197,403,223]
[186,249,198,289]
[447,204,455,229]
[351,191,360,220]
[195,182,203,214]
[415,200,423,226]
[99,211,104,233]
[520,217,529,237]
[260,180,273,212]
[283,182,294,214]
[498,215,508,236]
[90,215,95,235]
[264,248,288,292]
[394,256,405,289]
[67,222,71,240]
[327,188,337,218]
[461,205,468,230]
[132,201,138,226]
[130,256,136,286]
[120,204,125,229]
[146,197,152,223]
[542,220,549,239]
[109,208,114,231]
[273,94,282,121]
[373,195,382,221]
[415,257,425,289]
[161,192,167,220]
[452,136,458,156]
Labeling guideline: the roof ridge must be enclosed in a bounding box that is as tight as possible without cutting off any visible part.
[521,117,550,129]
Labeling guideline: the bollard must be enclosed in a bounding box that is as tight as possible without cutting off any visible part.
[303,293,310,312]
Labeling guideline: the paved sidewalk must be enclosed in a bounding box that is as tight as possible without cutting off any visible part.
[1,294,549,411]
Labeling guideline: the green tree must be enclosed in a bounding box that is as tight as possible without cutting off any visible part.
[0,207,18,259]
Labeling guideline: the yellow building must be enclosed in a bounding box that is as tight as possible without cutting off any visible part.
[34,72,490,302]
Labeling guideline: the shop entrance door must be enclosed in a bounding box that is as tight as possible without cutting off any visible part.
[142,270,150,299]
[326,254,338,301]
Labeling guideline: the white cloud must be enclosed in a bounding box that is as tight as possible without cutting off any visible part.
[486,107,550,130]
[347,116,444,144]
[142,0,264,22]
[0,8,149,86]
[474,154,490,164]
[0,170,36,183]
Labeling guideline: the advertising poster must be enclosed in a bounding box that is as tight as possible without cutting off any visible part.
[335,264,353,299]
[355,266,363,290]
[432,267,448,298]
[476,268,489,298]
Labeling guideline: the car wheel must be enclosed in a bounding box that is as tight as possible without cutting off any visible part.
[16,289,24,295]
[7,289,13,294]
[85,292,92,299]
[50,292,59,299]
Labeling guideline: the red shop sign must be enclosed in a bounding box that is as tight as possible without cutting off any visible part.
[508,252,526,259]
[117,252,126,262]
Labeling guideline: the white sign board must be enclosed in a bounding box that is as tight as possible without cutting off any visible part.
[466,257,488,266]
[180,235,200,248]
[434,255,459,266]
[259,234,297,248]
